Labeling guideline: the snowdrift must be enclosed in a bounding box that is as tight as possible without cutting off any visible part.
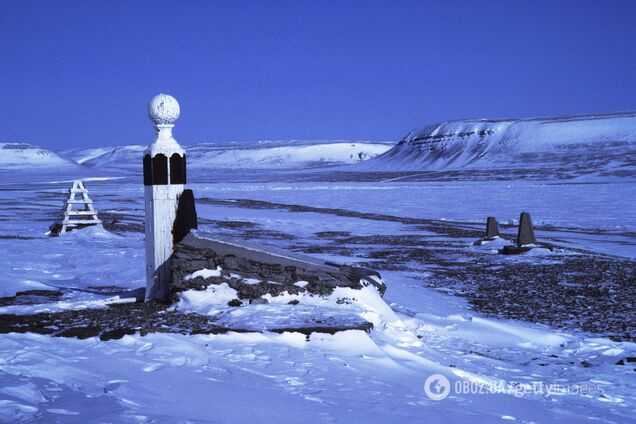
[62,140,392,174]
[356,112,636,177]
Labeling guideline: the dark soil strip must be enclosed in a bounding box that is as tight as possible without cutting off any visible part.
[0,301,372,341]
[197,197,634,241]
[0,290,63,307]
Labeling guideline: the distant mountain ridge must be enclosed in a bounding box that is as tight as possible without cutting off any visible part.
[61,140,393,174]
[355,111,636,178]
[6,110,636,181]
[0,143,81,169]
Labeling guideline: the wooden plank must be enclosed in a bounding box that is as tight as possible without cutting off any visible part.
[67,211,98,216]
[66,199,93,204]
[63,219,101,225]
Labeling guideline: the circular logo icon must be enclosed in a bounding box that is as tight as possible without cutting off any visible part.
[424,374,451,401]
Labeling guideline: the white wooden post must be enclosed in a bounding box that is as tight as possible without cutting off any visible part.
[144,94,186,302]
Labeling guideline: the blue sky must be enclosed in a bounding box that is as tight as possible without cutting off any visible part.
[1,0,635,149]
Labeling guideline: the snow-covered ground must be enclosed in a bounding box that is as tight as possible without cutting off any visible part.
[191,180,636,258]
[0,169,634,422]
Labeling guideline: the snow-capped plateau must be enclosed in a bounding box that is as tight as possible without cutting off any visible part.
[61,140,393,174]
[0,143,81,169]
[356,112,636,177]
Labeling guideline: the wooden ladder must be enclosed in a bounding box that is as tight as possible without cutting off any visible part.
[58,180,101,234]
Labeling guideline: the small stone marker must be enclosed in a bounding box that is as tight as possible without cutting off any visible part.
[517,212,537,245]
[49,180,101,235]
[486,216,500,239]
[500,211,552,254]
[473,216,502,245]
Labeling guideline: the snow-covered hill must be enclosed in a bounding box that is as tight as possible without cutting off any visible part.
[62,140,393,174]
[0,143,81,169]
[62,145,146,173]
[186,141,392,169]
[356,112,636,177]
[59,147,115,164]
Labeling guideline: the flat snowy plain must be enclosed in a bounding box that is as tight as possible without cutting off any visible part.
[0,161,634,423]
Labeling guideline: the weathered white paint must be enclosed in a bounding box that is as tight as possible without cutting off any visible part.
[144,94,185,302]
[144,184,183,301]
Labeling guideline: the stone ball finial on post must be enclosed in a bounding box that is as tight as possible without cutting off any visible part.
[148,93,180,127]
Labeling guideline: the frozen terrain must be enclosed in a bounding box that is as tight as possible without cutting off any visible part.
[0,171,634,422]
[1,114,635,422]
[355,111,636,180]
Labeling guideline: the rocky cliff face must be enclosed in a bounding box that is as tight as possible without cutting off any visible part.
[355,112,636,178]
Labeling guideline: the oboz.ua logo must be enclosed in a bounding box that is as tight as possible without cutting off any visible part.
[424,374,451,401]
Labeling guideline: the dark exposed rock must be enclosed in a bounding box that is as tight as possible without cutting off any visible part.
[227,299,242,307]
[424,252,636,342]
[270,321,373,337]
[314,231,352,238]
[0,290,63,307]
[206,220,257,229]
[171,234,385,302]
[242,229,296,240]
[100,328,136,341]
[228,279,301,300]
[339,265,385,296]
[0,235,39,240]
[57,326,101,339]
[0,300,372,340]
[100,211,145,233]
[616,357,636,366]
[0,302,220,340]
